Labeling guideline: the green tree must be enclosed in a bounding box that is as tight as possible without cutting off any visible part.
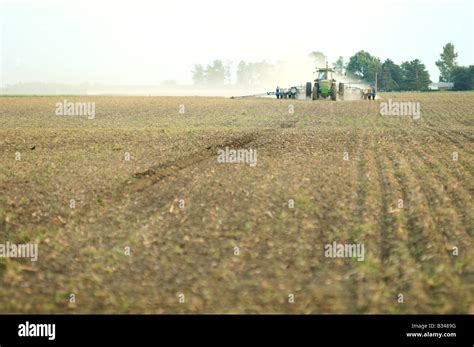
[452,65,474,90]
[236,61,252,85]
[236,60,274,86]
[333,56,345,75]
[205,60,226,86]
[400,59,431,90]
[435,42,458,82]
[379,59,402,91]
[346,51,381,82]
[192,64,205,85]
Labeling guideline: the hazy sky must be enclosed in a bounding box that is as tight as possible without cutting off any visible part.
[1,0,473,85]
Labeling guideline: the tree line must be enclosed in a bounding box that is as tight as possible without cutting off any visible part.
[342,43,472,91]
[191,43,473,91]
[192,60,275,87]
[342,51,432,91]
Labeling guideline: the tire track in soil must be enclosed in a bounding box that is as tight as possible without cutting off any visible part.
[66,128,309,313]
[127,132,261,194]
[303,129,366,313]
[15,130,275,313]
[373,134,423,311]
[353,131,391,311]
[61,131,265,235]
[373,139,396,267]
[325,129,362,312]
[142,129,319,313]
[342,129,365,312]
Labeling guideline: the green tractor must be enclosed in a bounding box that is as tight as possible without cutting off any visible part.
[305,64,344,101]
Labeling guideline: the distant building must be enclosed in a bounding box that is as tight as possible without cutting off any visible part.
[429,82,454,90]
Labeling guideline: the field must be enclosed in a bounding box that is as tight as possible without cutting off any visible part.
[0,92,473,313]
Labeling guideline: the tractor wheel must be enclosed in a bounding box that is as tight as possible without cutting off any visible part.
[305,82,312,98]
[312,83,319,100]
[338,82,344,100]
[339,82,344,94]
[331,83,337,101]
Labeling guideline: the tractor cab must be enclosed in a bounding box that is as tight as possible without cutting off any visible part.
[315,63,336,82]
[317,68,334,81]
[317,70,327,80]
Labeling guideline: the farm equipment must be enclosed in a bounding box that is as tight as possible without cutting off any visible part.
[231,63,377,101]
[275,86,303,99]
[231,85,306,99]
[306,64,344,101]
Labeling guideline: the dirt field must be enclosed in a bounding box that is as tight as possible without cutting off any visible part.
[0,92,472,313]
